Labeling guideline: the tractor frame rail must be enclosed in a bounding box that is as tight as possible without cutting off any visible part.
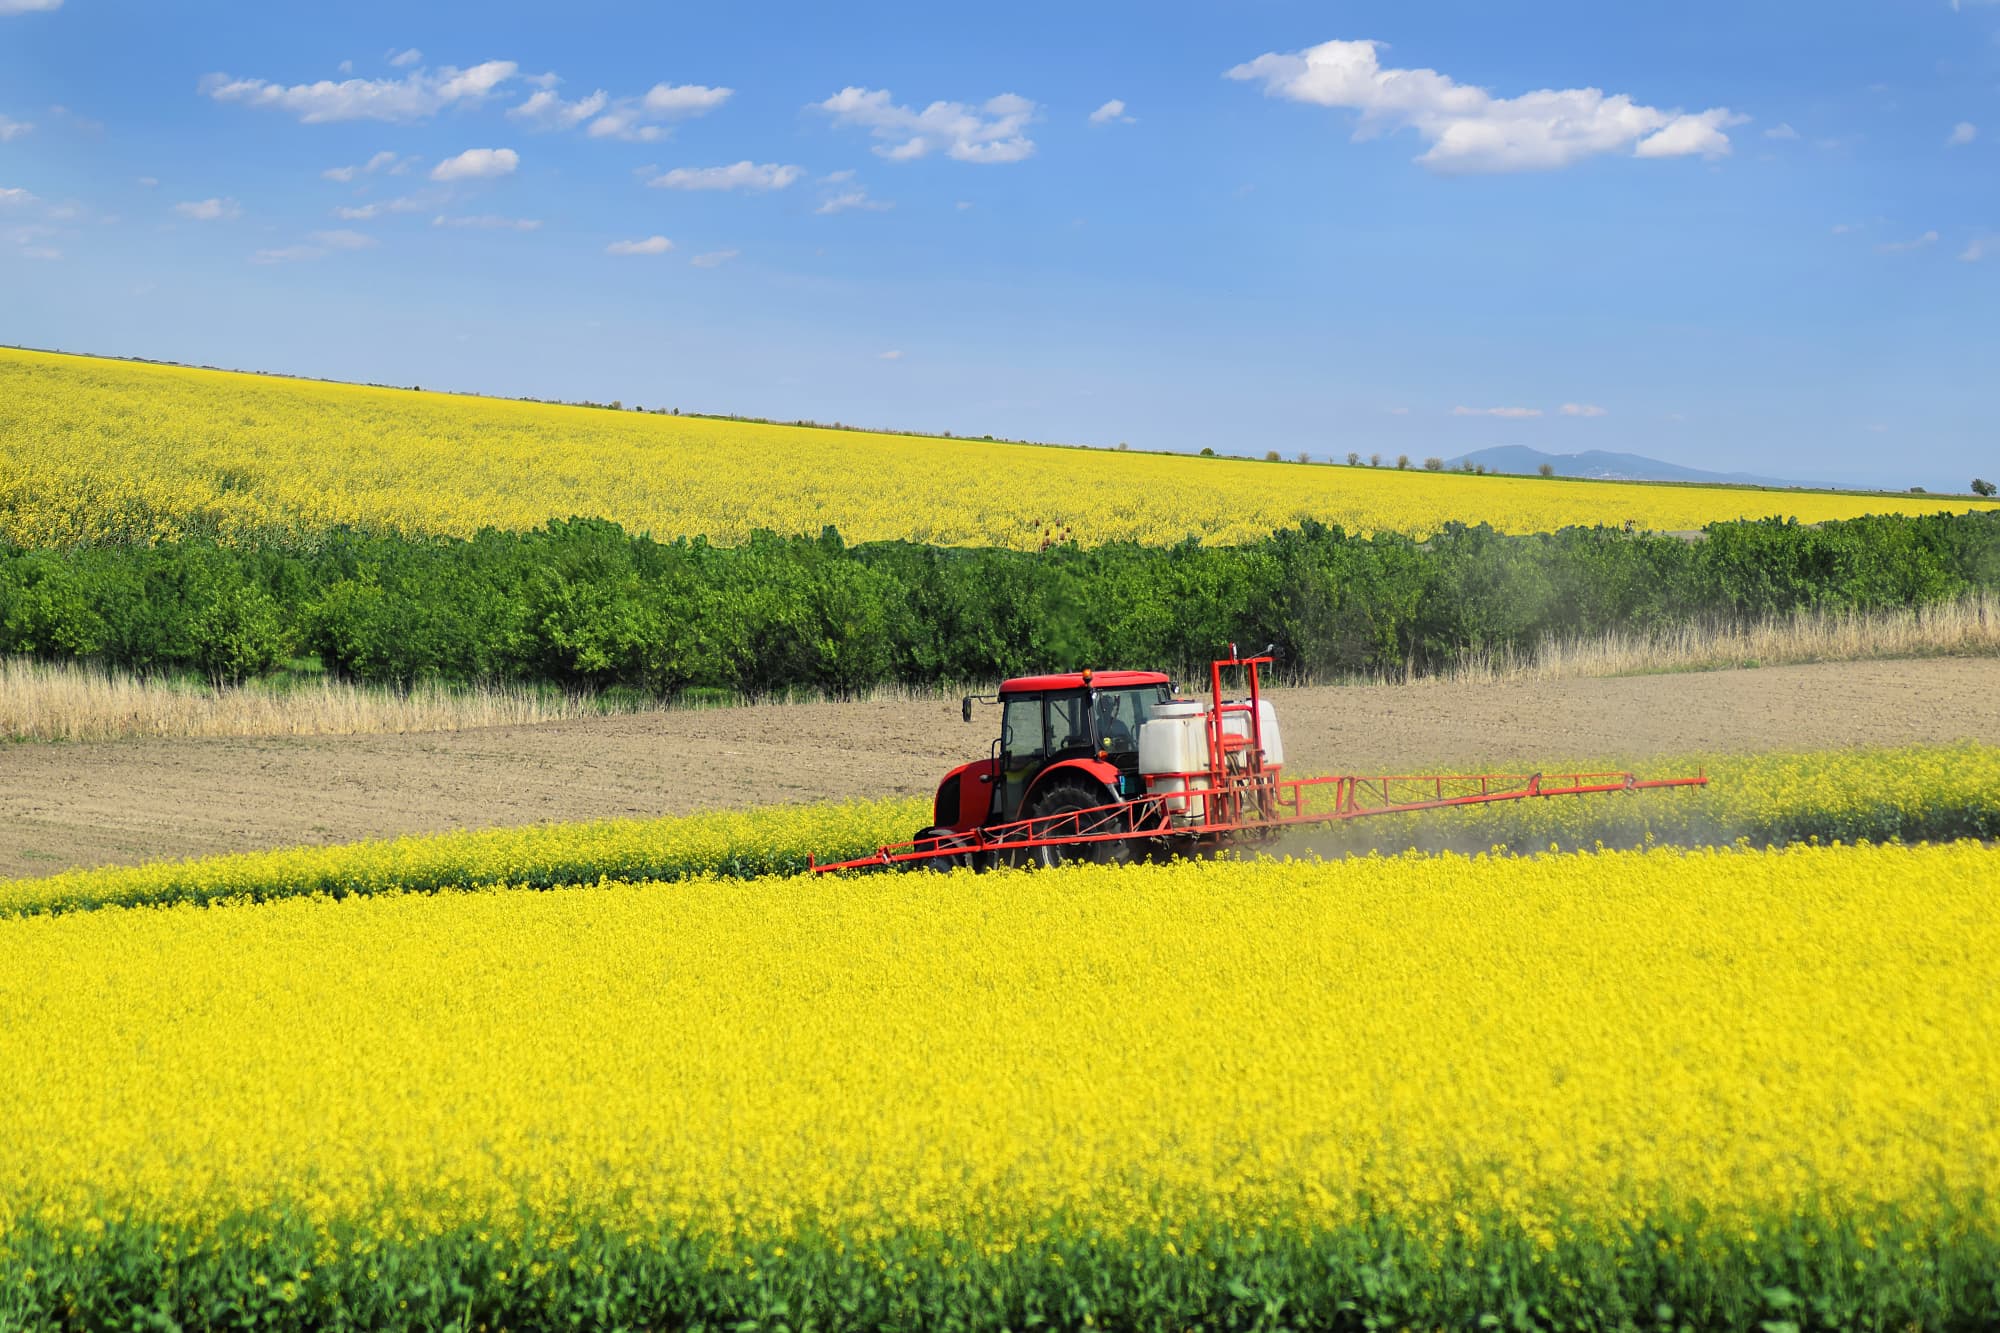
[809,767,1709,874]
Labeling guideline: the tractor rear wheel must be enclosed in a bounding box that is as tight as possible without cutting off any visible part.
[913,826,989,872]
[1020,778,1130,869]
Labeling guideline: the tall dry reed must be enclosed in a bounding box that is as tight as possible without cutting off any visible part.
[0,663,628,743]
[1436,589,2000,684]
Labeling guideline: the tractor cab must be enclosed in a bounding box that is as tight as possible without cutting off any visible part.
[932,670,1173,835]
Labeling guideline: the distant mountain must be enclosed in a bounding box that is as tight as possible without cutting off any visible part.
[1442,446,1804,489]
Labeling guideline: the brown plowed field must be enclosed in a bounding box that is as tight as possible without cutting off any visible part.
[3,657,1995,878]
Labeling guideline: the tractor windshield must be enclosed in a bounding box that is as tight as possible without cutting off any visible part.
[1092,684,1173,763]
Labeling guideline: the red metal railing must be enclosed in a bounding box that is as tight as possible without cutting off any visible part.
[809,767,1708,873]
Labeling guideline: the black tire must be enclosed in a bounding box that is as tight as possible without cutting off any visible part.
[911,826,984,872]
[1020,778,1130,869]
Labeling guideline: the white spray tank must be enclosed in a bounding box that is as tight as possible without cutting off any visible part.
[1138,699,1213,822]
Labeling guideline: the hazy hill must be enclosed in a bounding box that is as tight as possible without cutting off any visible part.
[1444,446,1803,489]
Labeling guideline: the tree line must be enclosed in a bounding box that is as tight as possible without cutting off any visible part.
[1,512,1993,697]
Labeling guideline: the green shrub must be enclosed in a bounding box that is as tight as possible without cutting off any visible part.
[0,511,1994,699]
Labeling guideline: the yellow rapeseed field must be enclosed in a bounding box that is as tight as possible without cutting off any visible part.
[6,741,1993,918]
[3,843,1995,1250]
[5,346,1994,549]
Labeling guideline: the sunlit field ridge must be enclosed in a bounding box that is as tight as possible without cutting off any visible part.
[6,347,1995,549]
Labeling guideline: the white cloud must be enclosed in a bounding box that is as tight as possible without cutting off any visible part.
[1559,402,1608,417]
[21,244,60,258]
[0,186,36,206]
[1452,405,1542,419]
[137,176,159,188]
[1763,122,1799,140]
[250,244,326,264]
[251,228,378,264]
[1947,121,1977,146]
[1227,39,1742,172]
[1877,229,1939,253]
[432,213,541,230]
[817,184,891,214]
[584,109,668,142]
[878,349,903,360]
[430,147,518,181]
[689,248,739,268]
[0,115,30,141]
[1385,406,1411,415]
[388,48,422,68]
[643,83,731,116]
[308,228,374,249]
[322,150,402,183]
[201,59,517,123]
[813,86,1038,163]
[173,197,241,221]
[335,194,431,220]
[649,161,800,191]
[0,0,62,13]
[1633,107,1741,159]
[1089,98,1136,125]
[606,235,672,255]
[1957,236,1988,262]
[1830,222,1854,235]
[584,109,670,142]
[526,81,730,142]
[509,88,608,130]
[337,60,353,75]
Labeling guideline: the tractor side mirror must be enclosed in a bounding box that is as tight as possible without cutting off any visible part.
[961,696,973,723]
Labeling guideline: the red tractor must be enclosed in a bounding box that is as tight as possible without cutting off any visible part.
[812,649,1707,873]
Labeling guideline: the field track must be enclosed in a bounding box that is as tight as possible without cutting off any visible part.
[4,656,1995,878]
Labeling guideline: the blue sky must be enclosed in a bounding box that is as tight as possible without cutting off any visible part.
[2,0,1995,490]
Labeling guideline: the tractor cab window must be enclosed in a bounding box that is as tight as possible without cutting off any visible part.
[999,695,1049,821]
[1046,693,1091,755]
[999,697,1046,762]
[1092,684,1173,761]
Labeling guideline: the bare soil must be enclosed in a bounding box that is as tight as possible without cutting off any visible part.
[4,657,1994,878]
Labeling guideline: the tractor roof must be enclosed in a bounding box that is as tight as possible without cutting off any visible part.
[998,669,1170,695]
